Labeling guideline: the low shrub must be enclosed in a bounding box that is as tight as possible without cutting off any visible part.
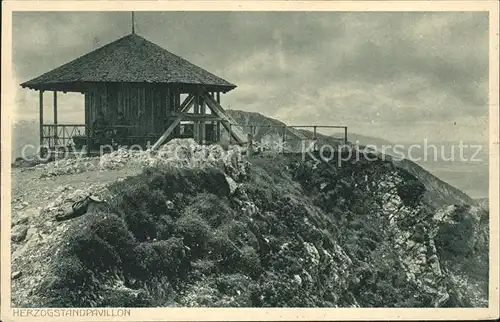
[174,214,211,257]
[87,213,136,260]
[184,193,236,227]
[123,208,157,241]
[207,231,241,270]
[218,220,258,249]
[152,237,191,285]
[191,259,218,277]
[66,230,121,274]
[156,214,175,240]
[237,246,262,278]
[41,255,97,307]
[435,210,476,259]
[129,242,161,280]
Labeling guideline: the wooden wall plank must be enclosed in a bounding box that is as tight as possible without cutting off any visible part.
[84,83,213,142]
[102,84,108,118]
[84,92,89,134]
[130,86,137,135]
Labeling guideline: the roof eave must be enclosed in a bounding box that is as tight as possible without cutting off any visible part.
[223,85,237,93]
[20,81,238,93]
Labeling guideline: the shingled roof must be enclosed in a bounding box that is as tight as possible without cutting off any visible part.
[20,33,237,93]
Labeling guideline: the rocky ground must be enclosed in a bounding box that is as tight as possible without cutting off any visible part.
[11,164,142,306]
[9,139,489,308]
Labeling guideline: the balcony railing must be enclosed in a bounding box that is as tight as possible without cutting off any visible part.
[42,124,87,148]
[41,123,216,151]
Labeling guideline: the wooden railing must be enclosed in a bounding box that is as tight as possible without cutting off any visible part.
[41,123,207,151]
[42,124,87,148]
[41,122,347,153]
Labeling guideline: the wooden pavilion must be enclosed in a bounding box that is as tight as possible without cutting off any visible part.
[20,31,246,155]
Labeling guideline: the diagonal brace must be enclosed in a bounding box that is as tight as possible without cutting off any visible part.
[151,94,195,150]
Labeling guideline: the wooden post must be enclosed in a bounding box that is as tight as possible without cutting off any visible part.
[171,88,180,137]
[151,94,195,150]
[216,120,221,143]
[39,90,44,147]
[215,91,221,144]
[214,91,220,142]
[193,93,200,143]
[85,92,91,156]
[199,94,206,144]
[201,92,246,145]
[214,121,220,143]
[53,91,58,146]
[344,127,348,144]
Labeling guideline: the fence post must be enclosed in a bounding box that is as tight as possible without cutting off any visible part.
[344,127,348,144]
[313,126,317,151]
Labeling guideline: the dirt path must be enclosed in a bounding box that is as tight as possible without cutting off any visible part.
[10,165,141,307]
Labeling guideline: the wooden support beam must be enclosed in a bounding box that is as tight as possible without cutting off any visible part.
[216,120,221,142]
[178,91,182,110]
[193,93,200,143]
[85,92,91,156]
[200,95,206,144]
[216,92,220,104]
[202,93,246,145]
[151,94,195,150]
[179,93,195,111]
[169,113,222,121]
[151,117,184,151]
[39,90,44,146]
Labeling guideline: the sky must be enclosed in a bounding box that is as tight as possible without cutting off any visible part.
[11,11,490,197]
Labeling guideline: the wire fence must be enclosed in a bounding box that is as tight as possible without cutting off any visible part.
[227,123,348,154]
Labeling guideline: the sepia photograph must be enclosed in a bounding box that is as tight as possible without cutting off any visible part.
[1,1,499,321]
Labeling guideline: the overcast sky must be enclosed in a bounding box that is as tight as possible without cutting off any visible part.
[12,11,489,144]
